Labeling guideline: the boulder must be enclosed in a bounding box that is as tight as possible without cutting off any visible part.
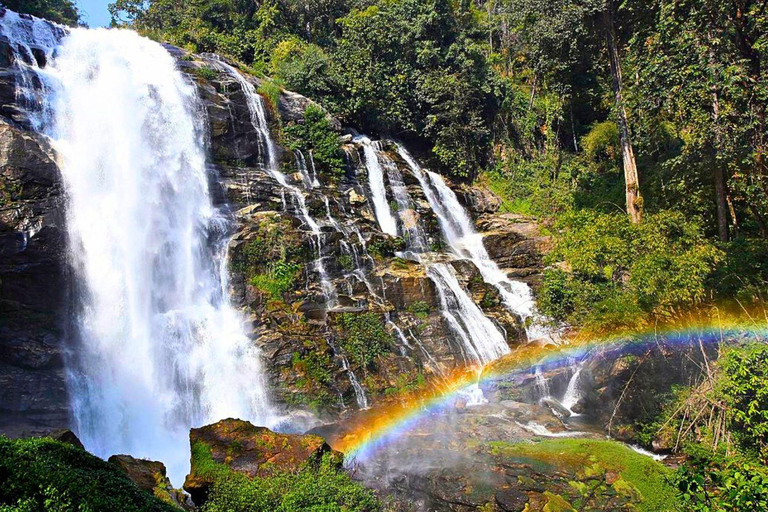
[109,454,168,494]
[45,429,84,450]
[109,454,193,510]
[184,419,341,505]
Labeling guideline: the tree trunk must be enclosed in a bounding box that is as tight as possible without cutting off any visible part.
[709,22,729,242]
[711,89,729,242]
[604,3,642,223]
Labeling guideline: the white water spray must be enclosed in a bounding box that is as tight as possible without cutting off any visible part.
[42,29,274,484]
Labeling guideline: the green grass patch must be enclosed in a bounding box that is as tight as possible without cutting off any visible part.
[488,439,678,512]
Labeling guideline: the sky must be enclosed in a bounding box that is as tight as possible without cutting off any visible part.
[77,0,112,28]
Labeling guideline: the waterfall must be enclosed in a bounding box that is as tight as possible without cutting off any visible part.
[22,28,276,484]
[427,264,509,364]
[561,364,584,415]
[0,10,65,130]
[397,144,552,342]
[356,136,398,236]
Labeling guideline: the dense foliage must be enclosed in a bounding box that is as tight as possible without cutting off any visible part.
[191,442,380,512]
[0,436,175,511]
[539,210,723,330]
[637,344,768,510]
[6,0,79,25]
[284,105,346,177]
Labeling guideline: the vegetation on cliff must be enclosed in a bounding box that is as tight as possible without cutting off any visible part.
[637,343,768,510]
[189,438,380,511]
[4,0,79,25]
[0,436,176,511]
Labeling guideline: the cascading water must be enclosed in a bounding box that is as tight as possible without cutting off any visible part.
[26,28,276,484]
[215,61,337,307]
[356,136,509,367]
[357,136,398,237]
[397,144,552,342]
[427,264,509,364]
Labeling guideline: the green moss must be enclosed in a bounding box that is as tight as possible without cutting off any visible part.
[488,439,678,512]
[406,301,430,319]
[0,436,175,511]
[234,216,306,302]
[257,79,283,111]
[338,254,354,271]
[336,313,393,370]
[292,349,333,386]
[284,105,345,178]
[194,67,218,81]
[251,261,302,300]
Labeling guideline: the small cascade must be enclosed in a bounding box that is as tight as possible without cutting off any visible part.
[329,340,369,409]
[295,149,315,190]
[427,263,509,364]
[211,57,278,171]
[356,136,398,236]
[352,137,510,367]
[534,366,551,398]
[561,365,583,415]
[385,312,412,356]
[381,150,428,254]
[397,144,552,342]
[216,62,336,307]
[0,10,66,130]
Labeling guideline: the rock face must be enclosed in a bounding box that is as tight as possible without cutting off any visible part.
[184,418,341,504]
[0,97,69,435]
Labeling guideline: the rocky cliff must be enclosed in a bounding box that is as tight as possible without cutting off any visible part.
[0,20,550,437]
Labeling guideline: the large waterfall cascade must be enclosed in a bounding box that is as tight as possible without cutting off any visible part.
[0,7,557,483]
[0,15,277,484]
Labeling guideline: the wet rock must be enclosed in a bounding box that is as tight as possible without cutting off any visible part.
[0,121,69,438]
[184,418,341,505]
[541,397,571,418]
[495,488,528,511]
[45,429,84,449]
[477,214,551,282]
[459,183,501,216]
[109,454,168,493]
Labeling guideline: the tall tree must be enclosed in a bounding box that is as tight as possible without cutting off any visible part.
[603,0,642,222]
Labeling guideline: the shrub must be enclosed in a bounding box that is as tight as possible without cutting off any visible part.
[194,443,380,512]
[406,301,430,319]
[284,105,345,178]
[336,313,392,370]
[539,210,723,330]
[717,344,768,461]
[0,437,175,511]
[194,67,218,81]
[257,79,283,111]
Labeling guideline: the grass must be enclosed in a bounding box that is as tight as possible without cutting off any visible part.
[488,438,678,512]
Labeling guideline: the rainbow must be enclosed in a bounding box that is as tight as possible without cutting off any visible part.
[329,310,768,461]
